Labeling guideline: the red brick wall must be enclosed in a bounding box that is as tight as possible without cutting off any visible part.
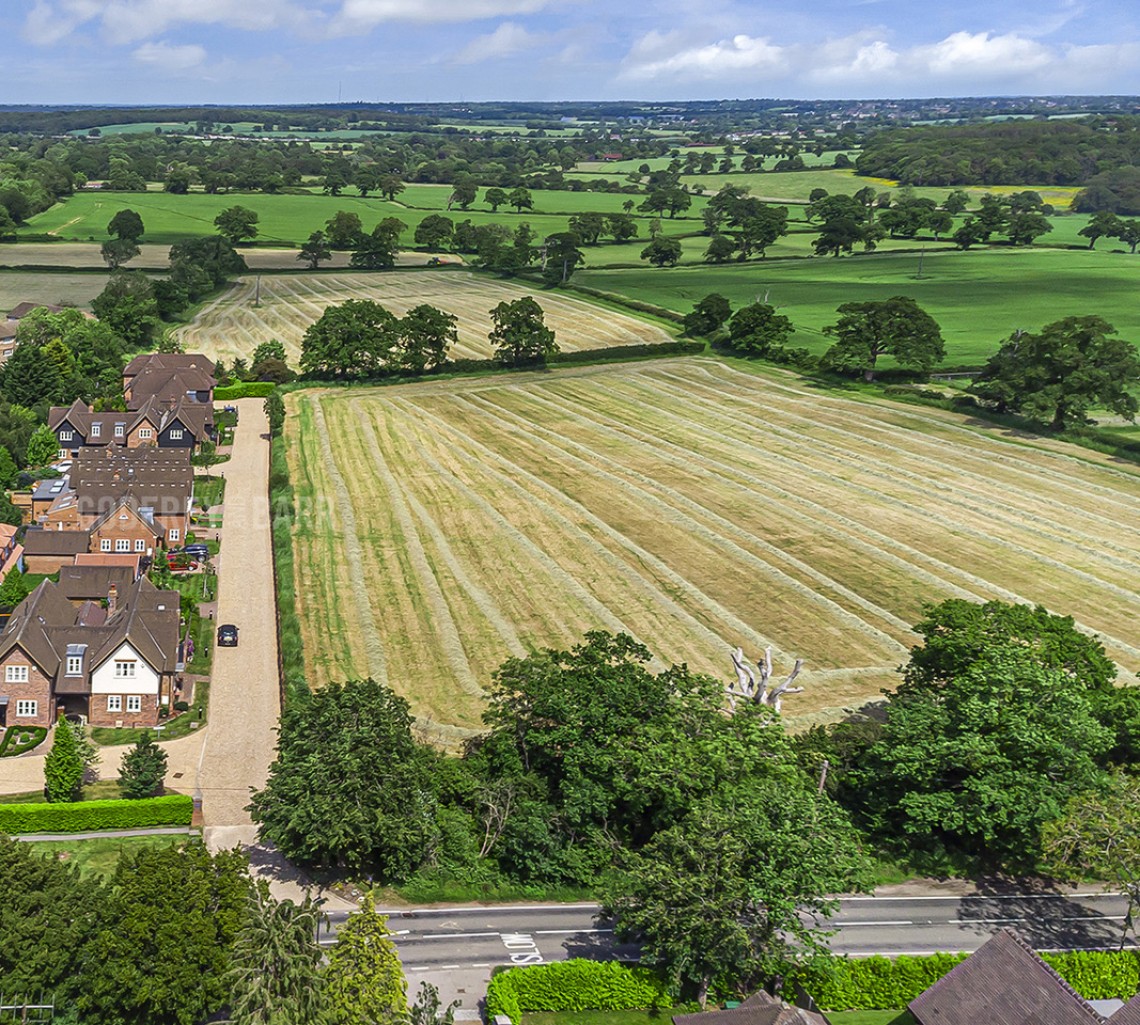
[0,650,54,728]
[87,692,160,729]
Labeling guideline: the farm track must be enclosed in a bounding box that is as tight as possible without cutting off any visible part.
[176,270,673,364]
[286,358,1140,729]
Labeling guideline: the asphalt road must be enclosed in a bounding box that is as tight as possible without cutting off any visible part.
[333,890,1133,974]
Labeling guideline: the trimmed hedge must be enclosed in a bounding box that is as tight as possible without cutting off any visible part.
[486,960,670,1025]
[216,382,276,400]
[786,949,1140,1011]
[0,725,48,757]
[548,340,705,366]
[0,794,193,834]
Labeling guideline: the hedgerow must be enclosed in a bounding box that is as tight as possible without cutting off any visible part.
[786,949,1140,1010]
[486,960,670,1025]
[0,794,193,834]
[216,382,277,399]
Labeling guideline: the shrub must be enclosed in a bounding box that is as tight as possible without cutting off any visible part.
[0,725,47,757]
[215,382,276,400]
[785,949,1140,1010]
[486,960,670,1025]
[0,794,193,834]
[174,700,190,713]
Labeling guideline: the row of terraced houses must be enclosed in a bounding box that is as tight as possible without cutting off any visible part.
[0,353,217,732]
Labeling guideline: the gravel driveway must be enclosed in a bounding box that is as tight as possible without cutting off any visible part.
[196,397,280,831]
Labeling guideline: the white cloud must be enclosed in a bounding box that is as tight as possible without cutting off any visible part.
[454,22,541,64]
[619,26,1137,92]
[23,0,314,46]
[910,31,1052,77]
[621,30,786,80]
[132,40,207,69]
[330,0,553,33]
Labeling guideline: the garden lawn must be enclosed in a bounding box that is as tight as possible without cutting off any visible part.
[575,247,1140,365]
[28,834,190,878]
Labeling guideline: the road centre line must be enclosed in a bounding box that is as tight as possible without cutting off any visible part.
[534,928,614,935]
[948,915,1126,924]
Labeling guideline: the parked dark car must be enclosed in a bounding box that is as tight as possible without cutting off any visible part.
[175,544,211,559]
[217,623,239,647]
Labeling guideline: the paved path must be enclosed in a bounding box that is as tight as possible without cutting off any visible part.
[196,397,279,834]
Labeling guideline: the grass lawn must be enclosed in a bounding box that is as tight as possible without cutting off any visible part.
[28,833,191,878]
[193,476,226,509]
[575,246,1140,365]
[0,779,123,804]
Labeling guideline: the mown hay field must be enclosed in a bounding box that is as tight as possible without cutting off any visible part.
[285,357,1140,733]
[176,270,674,364]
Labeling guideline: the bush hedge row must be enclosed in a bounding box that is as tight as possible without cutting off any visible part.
[0,794,193,834]
[215,382,277,400]
[486,960,670,1025]
[0,725,48,757]
[268,435,309,707]
[786,949,1140,1010]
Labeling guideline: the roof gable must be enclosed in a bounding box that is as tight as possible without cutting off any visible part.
[1110,997,1140,1025]
[909,930,1104,1025]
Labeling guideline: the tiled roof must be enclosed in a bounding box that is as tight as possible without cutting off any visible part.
[1110,997,1140,1025]
[674,993,827,1025]
[23,528,91,557]
[123,352,216,377]
[909,929,1105,1025]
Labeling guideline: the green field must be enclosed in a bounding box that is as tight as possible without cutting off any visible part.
[27,833,190,878]
[576,247,1140,364]
[21,190,690,248]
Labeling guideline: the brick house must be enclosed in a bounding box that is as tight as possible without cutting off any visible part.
[122,353,216,409]
[57,565,136,608]
[0,576,181,729]
[49,395,214,458]
[22,529,92,575]
[73,447,194,548]
[87,494,164,557]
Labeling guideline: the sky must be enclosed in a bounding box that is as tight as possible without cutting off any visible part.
[3,0,1139,105]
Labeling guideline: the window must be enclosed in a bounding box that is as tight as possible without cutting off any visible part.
[126,695,142,713]
[114,661,136,679]
[114,423,124,438]
[5,665,28,683]
[135,539,146,552]
[60,430,73,441]
[100,538,112,552]
[15,700,36,718]
[91,423,101,438]
[59,448,68,459]
[138,428,153,440]
[168,529,180,543]
[170,428,184,440]
[115,538,130,552]
[106,695,122,712]
[66,655,82,675]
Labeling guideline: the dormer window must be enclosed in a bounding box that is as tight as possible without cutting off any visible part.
[114,423,125,438]
[91,423,101,438]
[66,646,86,676]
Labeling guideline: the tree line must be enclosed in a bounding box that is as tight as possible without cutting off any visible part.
[248,598,1140,1001]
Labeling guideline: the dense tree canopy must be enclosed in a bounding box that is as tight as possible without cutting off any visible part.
[488,296,558,367]
[970,316,1140,429]
[821,296,944,381]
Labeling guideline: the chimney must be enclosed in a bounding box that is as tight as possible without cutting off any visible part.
[107,583,118,614]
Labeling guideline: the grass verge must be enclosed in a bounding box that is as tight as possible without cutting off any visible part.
[27,833,191,879]
[270,431,308,706]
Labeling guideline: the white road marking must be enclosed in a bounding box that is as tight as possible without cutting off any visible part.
[535,928,614,935]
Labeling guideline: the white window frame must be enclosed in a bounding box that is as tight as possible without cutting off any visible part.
[59,448,68,459]
[126,695,142,714]
[135,538,146,552]
[66,655,83,676]
[138,428,153,440]
[115,538,130,553]
[15,699,37,718]
[5,665,29,683]
[114,661,136,679]
[91,423,101,438]
[60,430,73,441]
[106,695,122,712]
[169,428,184,440]
[100,538,112,552]
[114,423,125,438]
[168,528,180,543]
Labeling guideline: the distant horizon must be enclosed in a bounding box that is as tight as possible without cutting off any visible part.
[4,1,1137,106]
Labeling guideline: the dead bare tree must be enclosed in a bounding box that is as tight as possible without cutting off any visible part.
[727,646,804,713]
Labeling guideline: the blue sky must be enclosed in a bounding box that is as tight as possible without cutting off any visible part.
[5,0,1139,105]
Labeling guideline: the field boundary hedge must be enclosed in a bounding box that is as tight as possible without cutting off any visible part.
[786,949,1140,1010]
[0,794,193,834]
[269,434,308,706]
[216,382,277,400]
[486,960,670,1025]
